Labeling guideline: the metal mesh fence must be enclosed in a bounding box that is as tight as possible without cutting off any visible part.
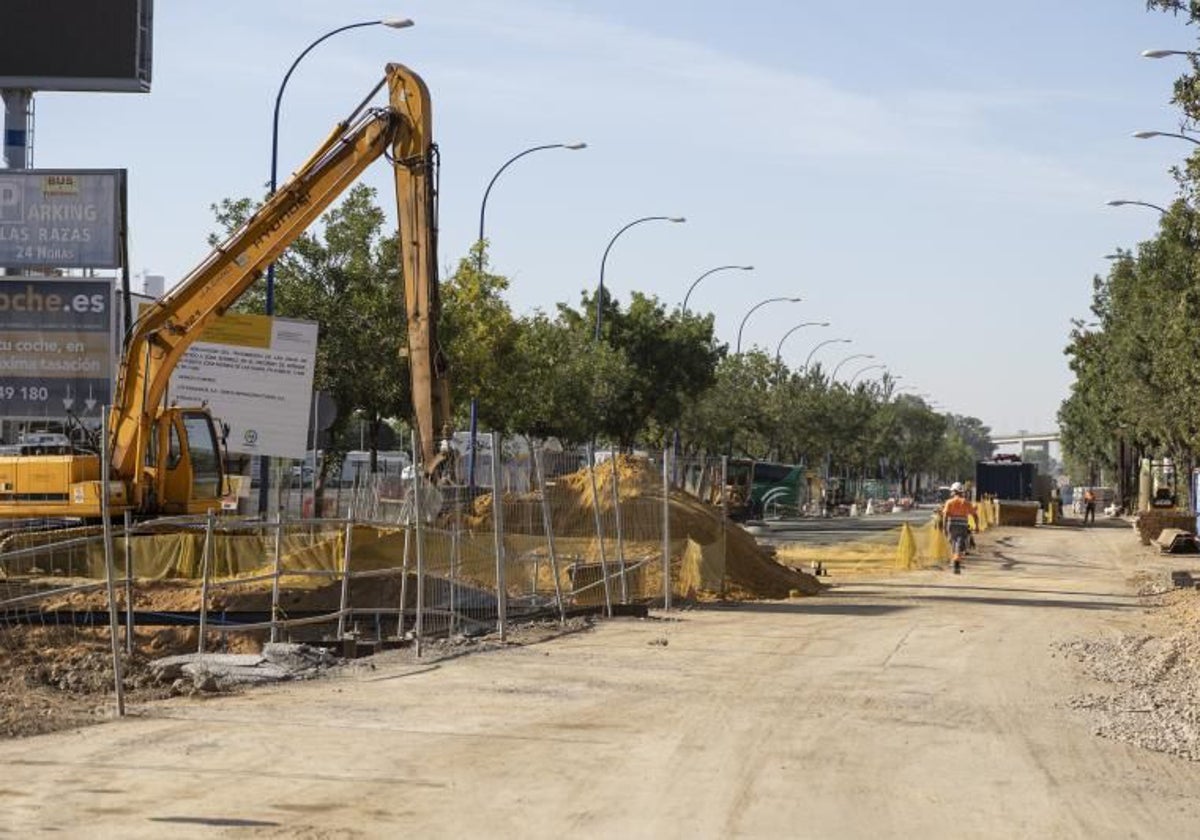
[0,435,754,719]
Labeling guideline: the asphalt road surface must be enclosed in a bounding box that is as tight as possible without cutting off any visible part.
[3,522,1199,838]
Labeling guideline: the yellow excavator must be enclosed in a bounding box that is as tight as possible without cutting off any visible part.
[0,63,450,519]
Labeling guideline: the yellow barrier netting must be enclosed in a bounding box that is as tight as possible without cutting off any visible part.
[775,504,1000,576]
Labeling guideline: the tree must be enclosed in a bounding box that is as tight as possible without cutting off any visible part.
[566,288,723,449]
[440,244,520,432]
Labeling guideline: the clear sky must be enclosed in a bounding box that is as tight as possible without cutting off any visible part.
[23,1,1196,435]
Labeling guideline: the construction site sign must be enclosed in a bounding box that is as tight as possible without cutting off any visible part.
[0,277,113,420]
[171,313,318,460]
[0,170,122,269]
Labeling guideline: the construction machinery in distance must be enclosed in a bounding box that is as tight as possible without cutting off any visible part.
[0,63,449,520]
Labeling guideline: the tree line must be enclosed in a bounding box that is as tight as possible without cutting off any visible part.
[211,184,991,492]
[1059,1,1200,500]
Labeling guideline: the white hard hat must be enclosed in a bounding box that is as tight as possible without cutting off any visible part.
[950,482,963,493]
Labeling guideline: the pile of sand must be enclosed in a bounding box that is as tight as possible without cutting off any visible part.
[460,454,821,600]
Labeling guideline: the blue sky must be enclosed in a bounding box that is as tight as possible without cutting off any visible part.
[24,1,1196,435]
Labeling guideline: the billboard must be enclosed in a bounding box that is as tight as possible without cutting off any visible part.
[171,314,319,460]
[0,0,153,92]
[0,277,113,421]
[0,170,123,269]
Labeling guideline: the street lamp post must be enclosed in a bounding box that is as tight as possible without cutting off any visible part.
[262,16,412,517]
[681,264,754,313]
[832,353,874,381]
[1133,129,1200,146]
[595,215,685,340]
[1142,49,1199,59]
[847,363,886,387]
[1107,199,1168,215]
[804,338,851,371]
[477,142,587,270]
[774,321,829,364]
[268,17,414,314]
[735,296,802,354]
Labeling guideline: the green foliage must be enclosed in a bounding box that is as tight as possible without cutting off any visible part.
[203,187,983,487]
[1058,5,1200,492]
[440,244,520,432]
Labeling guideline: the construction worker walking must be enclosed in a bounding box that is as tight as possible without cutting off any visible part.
[941,482,976,574]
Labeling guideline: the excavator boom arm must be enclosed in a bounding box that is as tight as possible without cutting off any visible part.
[111,63,449,488]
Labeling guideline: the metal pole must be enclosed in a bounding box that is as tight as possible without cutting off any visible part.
[595,216,683,340]
[398,523,411,638]
[535,448,566,624]
[721,455,729,597]
[478,143,581,271]
[662,448,672,611]
[336,519,353,639]
[586,443,614,617]
[682,265,753,314]
[269,510,283,643]
[467,398,478,496]
[490,432,508,640]
[99,408,126,717]
[1,89,32,169]
[198,511,214,653]
[411,429,426,657]
[123,510,134,655]
[610,457,628,603]
[450,508,461,635]
[737,296,802,355]
[307,389,320,518]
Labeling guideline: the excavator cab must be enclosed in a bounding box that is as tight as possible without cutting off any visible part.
[146,408,225,514]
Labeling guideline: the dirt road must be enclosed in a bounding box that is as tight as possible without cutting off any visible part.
[3,522,1199,838]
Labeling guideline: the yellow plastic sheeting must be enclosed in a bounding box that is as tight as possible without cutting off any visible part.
[777,519,951,574]
[677,537,726,597]
[0,529,346,581]
[896,524,918,569]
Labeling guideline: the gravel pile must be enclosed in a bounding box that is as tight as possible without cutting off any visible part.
[1056,575,1200,761]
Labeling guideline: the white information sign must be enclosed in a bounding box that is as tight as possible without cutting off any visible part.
[172,314,318,459]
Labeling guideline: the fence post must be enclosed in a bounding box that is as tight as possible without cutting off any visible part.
[398,526,411,639]
[585,442,614,618]
[490,432,508,641]
[450,499,461,636]
[411,429,426,657]
[337,519,354,639]
[662,447,671,611]
[269,509,283,643]
[535,447,566,624]
[610,458,628,604]
[721,455,729,596]
[197,510,214,653]
[99,408,126,717]
[123,510,134,655]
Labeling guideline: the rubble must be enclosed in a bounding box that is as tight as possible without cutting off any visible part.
[149,643,338,692]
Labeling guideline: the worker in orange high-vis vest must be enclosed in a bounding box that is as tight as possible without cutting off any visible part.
[941,482,976,574]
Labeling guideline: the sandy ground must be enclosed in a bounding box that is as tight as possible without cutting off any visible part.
[3,520,1200,838]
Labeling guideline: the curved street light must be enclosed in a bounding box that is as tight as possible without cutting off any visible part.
[1133,129,1200,147]
[477,141,587,270]
[1143,49,1199,59]
[268,17,414,315]
[595,215,686,339]
[832,353,874,381]
[804,338,851,370]
[263,16,412,517]
[682,264,754,313]
[1107,199,1168,215]
[736,296,802,354]
[774,321,829,364]
[847,363,886,387]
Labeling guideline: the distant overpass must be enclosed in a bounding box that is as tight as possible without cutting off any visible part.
[991,431,1060,447]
